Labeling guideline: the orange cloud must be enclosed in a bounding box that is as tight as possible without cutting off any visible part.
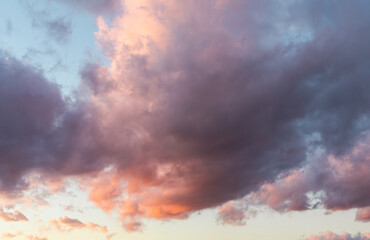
[2,233,17,238]
[1,231,23,239]
[88,171,123,212]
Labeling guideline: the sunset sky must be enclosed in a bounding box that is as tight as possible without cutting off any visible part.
[1,0,370,239]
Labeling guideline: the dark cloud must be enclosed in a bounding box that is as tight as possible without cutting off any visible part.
[0,53,108,193]
[0,53,65,193]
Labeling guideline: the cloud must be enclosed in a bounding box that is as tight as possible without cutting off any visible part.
[1,231,23,239]
[41,16,72,44]
[0,206,28,222]
[121,218,142,232]
[51,216,84,229]
[22,1,72,44]
[0,53,65,194]
[55,0,121,15]
[217,201,247,226]
[27,236,47,240]
[2,0,370,232]
[249,132,370,213]
[50,216,108,234]
[356,207,370,222]
[2,233,17,238]
[86,0,370,228]
[304,231,370,240]
[106,233,115,240]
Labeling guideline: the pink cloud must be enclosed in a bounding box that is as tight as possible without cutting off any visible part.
[356,207,370,222]
[50,216,108,234]
[217,201,247,226]
[0,206,28,222]
[122,218,143,232]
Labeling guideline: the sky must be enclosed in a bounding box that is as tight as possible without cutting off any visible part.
[0,0,370,239]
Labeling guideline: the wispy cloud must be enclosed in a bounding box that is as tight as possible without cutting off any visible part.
[50,216,108,234]
[22,1,72,44]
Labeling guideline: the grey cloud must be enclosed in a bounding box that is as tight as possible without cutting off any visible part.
[0,53,65,193]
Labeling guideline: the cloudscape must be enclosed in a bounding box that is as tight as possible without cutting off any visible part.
[0,0,370,239]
